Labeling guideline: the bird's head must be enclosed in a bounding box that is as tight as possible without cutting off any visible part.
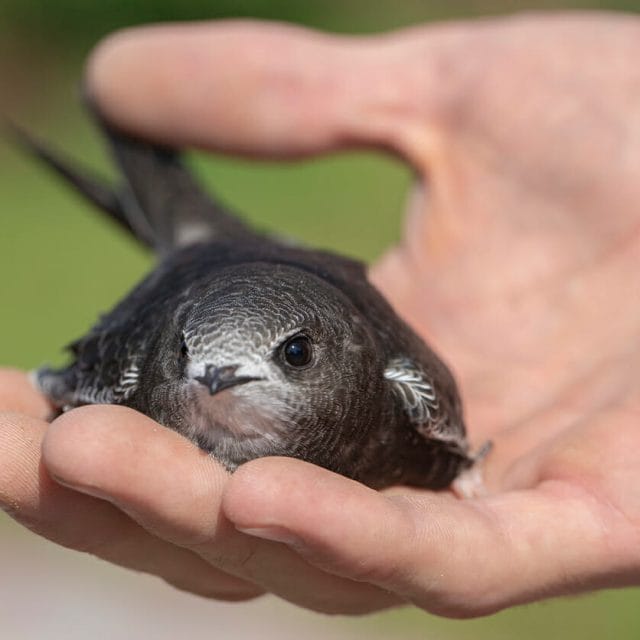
[172,263,383,460]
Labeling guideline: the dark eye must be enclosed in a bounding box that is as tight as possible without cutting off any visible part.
[283,335,313,367]
[180,335,189,358]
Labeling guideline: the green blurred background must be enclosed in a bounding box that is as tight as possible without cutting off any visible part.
[1,1,639,639]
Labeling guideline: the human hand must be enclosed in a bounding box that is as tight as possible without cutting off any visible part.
[0,371,398,612]
[3,13,640,616]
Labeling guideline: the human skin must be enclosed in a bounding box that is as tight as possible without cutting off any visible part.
[1,13,640,617]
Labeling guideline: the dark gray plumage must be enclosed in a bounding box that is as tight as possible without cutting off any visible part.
[21,111,483,490]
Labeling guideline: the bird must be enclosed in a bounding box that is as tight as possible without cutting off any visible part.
[15,107,487,491]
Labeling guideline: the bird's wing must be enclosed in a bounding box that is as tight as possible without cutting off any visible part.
[8,123,155,246]
[100,118,255,253]
[37,323,147,409]
[10,109,256,254]
[384,357,469,455]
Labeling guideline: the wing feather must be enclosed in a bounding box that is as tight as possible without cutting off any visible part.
[384,357,468,452]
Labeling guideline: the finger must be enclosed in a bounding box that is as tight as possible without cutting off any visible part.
[224,457,639,617]
[0,410,259,601]
[43,405,400,614]
[85,20,436,160]
[0,368,52,418]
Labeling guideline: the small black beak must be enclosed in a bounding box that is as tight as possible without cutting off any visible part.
[194,364,262,396]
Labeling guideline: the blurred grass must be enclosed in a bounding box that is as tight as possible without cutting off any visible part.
[2,1,640,639]
[1,0,639,50]
[355,589,640,640]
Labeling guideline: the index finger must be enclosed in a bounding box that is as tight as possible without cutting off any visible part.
[224,456,637,617]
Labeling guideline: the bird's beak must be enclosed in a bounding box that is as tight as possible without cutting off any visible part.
[194,364,262,395]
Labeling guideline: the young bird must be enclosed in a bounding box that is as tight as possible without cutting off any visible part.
[21,110,485,490]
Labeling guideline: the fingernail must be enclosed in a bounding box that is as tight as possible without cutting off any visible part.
[236,525,303,548]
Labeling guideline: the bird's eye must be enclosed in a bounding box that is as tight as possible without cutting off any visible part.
[282,335,313,368]
[180,335,189,358]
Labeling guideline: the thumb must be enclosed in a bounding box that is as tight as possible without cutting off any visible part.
[85,20,440,161]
